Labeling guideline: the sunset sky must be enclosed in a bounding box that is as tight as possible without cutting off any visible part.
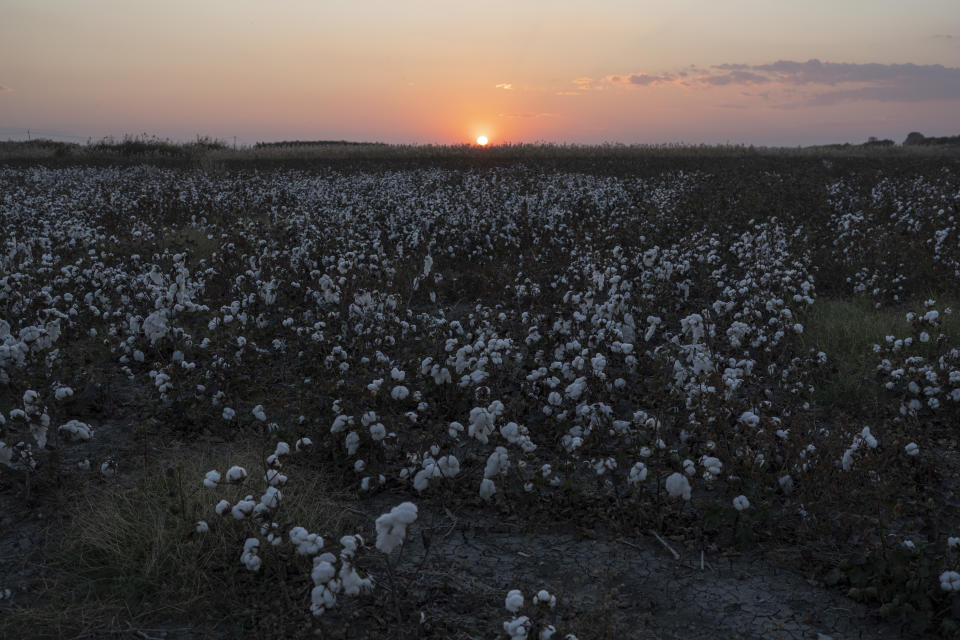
[1,0,958,146]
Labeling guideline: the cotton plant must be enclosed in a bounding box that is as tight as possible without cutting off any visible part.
[501,588,569,640]
[375,502,418,554]
[204,452,375,617]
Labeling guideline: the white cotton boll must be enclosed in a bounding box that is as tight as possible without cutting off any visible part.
[391,385,409,400]
[55,386,74,402]
[479,478,496,500]
[413,468,431,492]
[77,458,90,470]
[310,584,337,615]
[100,460,117,478]
[700,456,722,477]
[143,310,169,344]
[58,420,93,441]
[503,617,530,640]
[331,414,352,433]
[682,459,696,476]
[533,589,556,608]
[733,495,750,511]
[215,499,231,516]
[947,537,960,549]
[438,455,460,477]
[779,475,794,493]
[260,486,282,509]
[539,626,556,640]
[339,535,361,559]
[312,559,337,585]
[904,442,920,456]
[339,563,372,596]
[290,527,324,556]
[222,407,236,420]
[505,589,524,613]
[264,469,288,486]
[860,427,878,449]
[252,405,267,421]
[665,472,691,501]
[547,391,562,406]
[225,465,248,483]
[940,570,960,592]
[375,502,418,554]
[468,406,496,443]
[354,459,366,473]
[484,447,510,478]
[241,538,261,572]
[274,442,290,457]
[448,421,464,438]
[345,431,360,455]
[628,462,648,486]
[565,376,587,400]
[203,470,221,488]
[740,411,760,428]
[231,498,256,520]
[196,520,209,533]
[369,423,387,441]
[295,437,313,452]
[591,353,606,374]
[841,447,855,472]
[391,367,406,381]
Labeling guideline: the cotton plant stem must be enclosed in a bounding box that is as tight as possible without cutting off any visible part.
[383,554,406,638]
[648,529,680,560]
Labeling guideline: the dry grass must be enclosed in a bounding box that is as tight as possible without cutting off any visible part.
[1,440,357,639]
[799,296,960,411]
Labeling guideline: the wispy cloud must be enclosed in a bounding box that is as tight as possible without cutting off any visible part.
[495,82,513,90]
[607,73,676,86]
[0,85,11,92]
[582,59,960,106]
[932,33,954,40]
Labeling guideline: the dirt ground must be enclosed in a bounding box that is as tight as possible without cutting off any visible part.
[0,413,937,639]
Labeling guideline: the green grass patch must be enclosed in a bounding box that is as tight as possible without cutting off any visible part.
[1,442,357,639]
[799,296,960,412]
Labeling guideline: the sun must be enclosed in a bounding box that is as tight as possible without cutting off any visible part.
[476,136,489,146]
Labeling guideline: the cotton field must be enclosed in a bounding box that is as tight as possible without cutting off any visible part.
[2,158,960,637]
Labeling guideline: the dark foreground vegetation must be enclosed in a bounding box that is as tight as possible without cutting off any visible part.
[1,144,960,638]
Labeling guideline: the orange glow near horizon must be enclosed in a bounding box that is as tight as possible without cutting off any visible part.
[1,1,959,146]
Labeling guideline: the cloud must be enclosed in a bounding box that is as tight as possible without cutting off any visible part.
[932,33,954,40]
[698,70,770,86]
[0,85,10,92]
[495,83,513,90]
[624,73,674,86]
[555,91,581,96]
[587,59,960,106]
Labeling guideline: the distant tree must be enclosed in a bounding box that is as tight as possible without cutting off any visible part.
[904,132,926,146]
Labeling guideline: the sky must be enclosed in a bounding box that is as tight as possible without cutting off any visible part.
[1,0,959,146]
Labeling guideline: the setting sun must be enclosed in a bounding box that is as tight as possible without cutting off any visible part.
[476,136,488,146]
